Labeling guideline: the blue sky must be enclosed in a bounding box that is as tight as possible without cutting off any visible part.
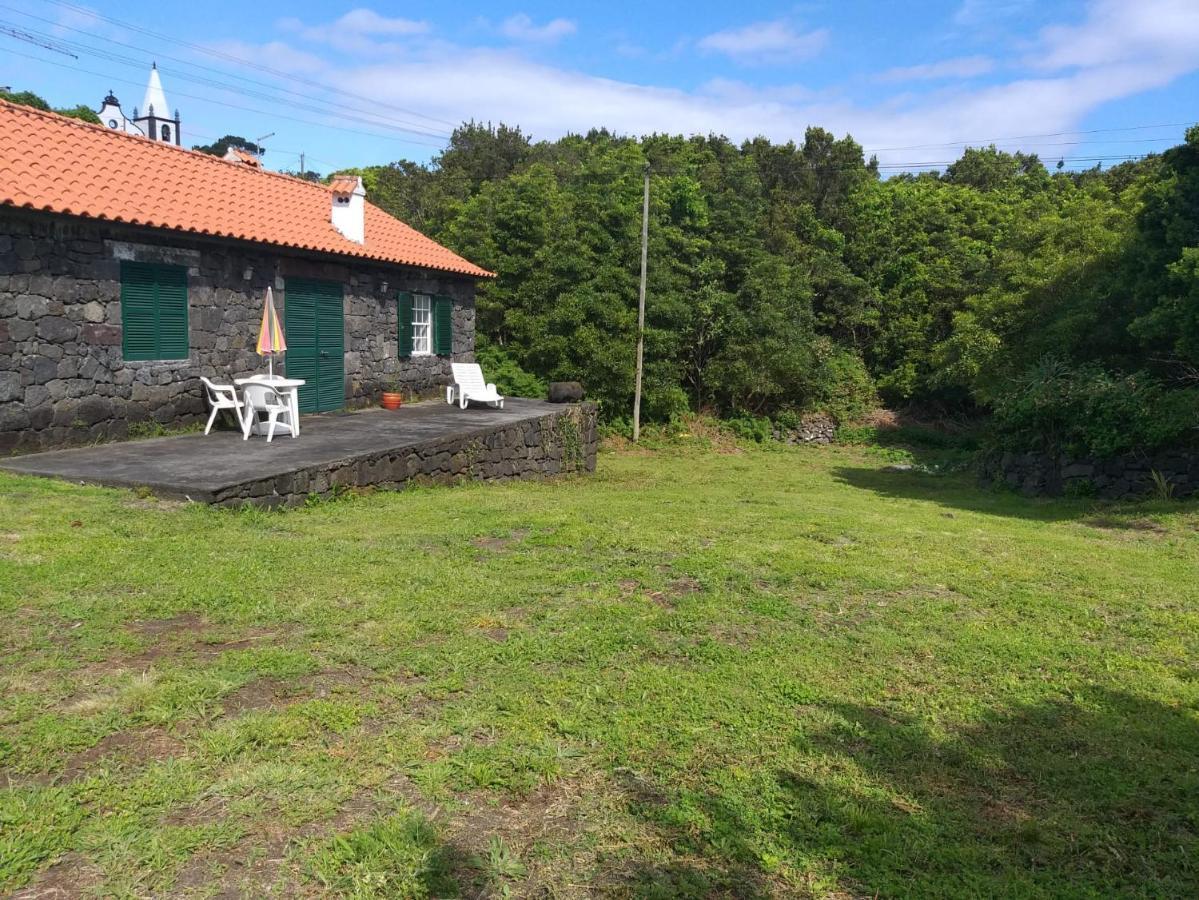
[3,0,1198,176]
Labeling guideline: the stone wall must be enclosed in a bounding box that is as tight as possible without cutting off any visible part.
[0,209,477,453]
[775,412,836,445]
[981,449,1199,499]
[209,403,598,508]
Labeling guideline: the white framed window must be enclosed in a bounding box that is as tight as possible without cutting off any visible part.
[412,294,432,355]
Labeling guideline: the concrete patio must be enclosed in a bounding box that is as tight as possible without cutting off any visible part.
[0,398,598,506]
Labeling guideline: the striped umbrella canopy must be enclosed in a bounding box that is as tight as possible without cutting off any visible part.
[255,286,287,378]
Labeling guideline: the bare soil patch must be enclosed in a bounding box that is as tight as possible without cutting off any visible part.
[1084,516,1167,535]
[127,613,206,638]
[219,677,287,716]
[11,852,106,900]
[62,726,186,780]
[471,528,530,552]
[646,576,702,610]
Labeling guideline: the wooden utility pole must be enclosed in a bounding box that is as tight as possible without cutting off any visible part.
[633,164,649,441]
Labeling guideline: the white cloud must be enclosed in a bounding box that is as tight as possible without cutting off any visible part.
[697,20,829,65]
[207,38,331,76]
[499,13,577,43]
[335,9,431,36]
[1033,0,1199,74]
[952,0,1033,28]
[278,8,431,47]
[878,56,994,83]
[223,0,1199,169]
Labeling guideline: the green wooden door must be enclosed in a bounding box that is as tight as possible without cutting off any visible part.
[284,278,345,413]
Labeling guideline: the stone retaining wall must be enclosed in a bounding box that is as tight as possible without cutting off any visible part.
[982,449,1199,499]
[1,209,476,453]
[211,403,598,508]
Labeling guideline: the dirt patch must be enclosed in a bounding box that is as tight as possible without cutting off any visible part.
[127,613,207,638]
[1084,516,1167,535]
[219,677,287,716]
[11,852,106,899]
[706,623,761,648]
[471,528,530,552]
[172,832,293,899]
[62,727,186,780]
[646,577,702,610]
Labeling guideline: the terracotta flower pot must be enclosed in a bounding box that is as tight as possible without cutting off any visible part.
[381,391,403,411]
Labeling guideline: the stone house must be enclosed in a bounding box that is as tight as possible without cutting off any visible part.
[0,99,493,453]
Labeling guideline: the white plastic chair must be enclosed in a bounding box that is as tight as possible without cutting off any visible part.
[199,377,244,436]
[240,382,296,442]
[449,363,504,410]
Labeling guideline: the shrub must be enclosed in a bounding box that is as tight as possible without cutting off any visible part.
[726,414,774,443]
[474,339,548,399]
[990,358,1199,456]
[808,341,878,422]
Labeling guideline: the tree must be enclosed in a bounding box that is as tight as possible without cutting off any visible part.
[279,169,322,183]
[1,89,100,123]
[0,89,51,111]
[54,104,101,125]
[353,117,1196,439]
[192,135,264,158]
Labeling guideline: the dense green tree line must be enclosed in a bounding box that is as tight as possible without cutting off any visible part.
[1,89,101,125]
[351,121,1196,452]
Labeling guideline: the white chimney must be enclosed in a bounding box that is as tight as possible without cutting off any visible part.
[330,175,366,244]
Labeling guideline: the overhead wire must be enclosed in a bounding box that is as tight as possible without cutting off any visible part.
[4,1,1191,176]
[0,45,449,150]
[0,13,453,140]
[38,0,460,129]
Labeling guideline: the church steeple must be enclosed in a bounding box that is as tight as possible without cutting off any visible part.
[132,63,181,145]
[97,88,142,136]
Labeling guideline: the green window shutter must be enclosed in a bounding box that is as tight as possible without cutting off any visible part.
[155,264,189,359]
[397,292,414,358]
[120,262,158,360]
[121,261,189,360]
[316,283,345,412]
[433,295,453,357]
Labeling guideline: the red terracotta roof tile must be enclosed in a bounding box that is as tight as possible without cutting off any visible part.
[0,100,493,278]
[328,174,359,194]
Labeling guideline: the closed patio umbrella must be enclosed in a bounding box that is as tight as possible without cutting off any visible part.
[256,286,286,378]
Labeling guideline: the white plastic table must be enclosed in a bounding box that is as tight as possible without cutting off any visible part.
[235,376,305,437]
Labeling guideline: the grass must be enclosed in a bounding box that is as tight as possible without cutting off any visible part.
[1,435,1197,897]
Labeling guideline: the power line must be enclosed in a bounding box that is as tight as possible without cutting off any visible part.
[0,45,448,149]
[0,16,454,141]
[0,23,76,57]
[863,122,1195,153]
[40,0,460,129]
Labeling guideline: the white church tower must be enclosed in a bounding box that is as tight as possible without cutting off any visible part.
[97,90,143,136]
[132,63,181,145]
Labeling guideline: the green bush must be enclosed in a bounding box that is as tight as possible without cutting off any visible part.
[474,339,547,399]
[990,358,1199,456]
[726,414,774,443]
[808,341,878,422]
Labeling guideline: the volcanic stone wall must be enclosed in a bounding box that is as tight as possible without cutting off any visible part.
[207,403,599,508]
[982,450,1199,499]
[0,209,476,453]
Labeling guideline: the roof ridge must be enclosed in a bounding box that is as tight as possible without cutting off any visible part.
[0,98,493,277]
[0,97,339,192]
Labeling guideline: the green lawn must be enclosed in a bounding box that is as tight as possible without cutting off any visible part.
[1,439,1197,898]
